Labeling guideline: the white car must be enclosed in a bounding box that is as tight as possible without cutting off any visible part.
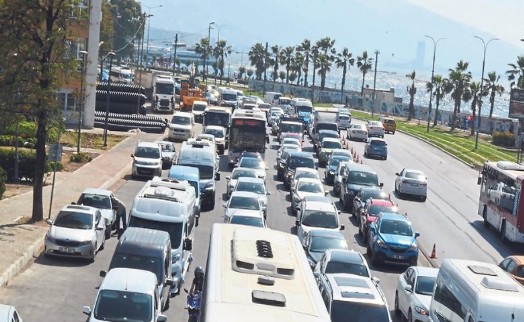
[157,141,177,169]
[395,266,438,322]
[347,123,369,141]
[233,177,270,216]
[168,111,194,141]
[204,125,227,155]
[237,156,268,183]
[366,120,385,138]
[336,112,352,129]
[295,196,344,245]
[0,304,23,322]
[44,204,106,261]
[226,210,266,228]
[223,191,264,222]
[290,167,321,193]
[281,137,302,149]
[226,168,258,197]
[131,141,163,178]
[76,188,117,239]
[291,178,327,214]
[395,168,428,201]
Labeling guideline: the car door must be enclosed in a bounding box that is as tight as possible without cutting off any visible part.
[398,268,414,316]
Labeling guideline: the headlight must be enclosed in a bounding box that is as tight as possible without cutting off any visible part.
[376,239,388,249]
[414,306,429,316]
[409,243,418,251]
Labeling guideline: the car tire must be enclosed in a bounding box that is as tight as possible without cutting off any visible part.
[394,292,401,316]
[371,249,380,266]
[384,155,387,160]
[392,131,395,135]
[105,226,111,240]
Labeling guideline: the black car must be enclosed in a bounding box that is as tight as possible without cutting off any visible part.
[324,156,352,185]
[280,151,316,188]
[340,163,383,212]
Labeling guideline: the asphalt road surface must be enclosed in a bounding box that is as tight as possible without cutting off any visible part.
[0,112,519,322]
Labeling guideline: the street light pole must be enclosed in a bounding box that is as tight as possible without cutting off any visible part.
[77,50,88,154]
[474,36,499,149]
[104,51,116,147]
[172,33,178,76]
[425,35,445,132]
[144,5,162,69]
[372,50,380,117]
[204,21,215,86]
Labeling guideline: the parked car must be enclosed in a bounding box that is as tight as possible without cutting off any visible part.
[395,266,439,322]
[225,167,258,197]
[366,121,385,138]
[157,140,177,169]
[291,178,327,214]
[499,255,524,285]
[313,249,371,279]
[303,230,348,269]
[223,191,264,223]
[380,116,397,134]
[347,123,368,141]
[394,168,428,201]
[44,204,106,261]
[364,138,388,160]
[367,212,420,266]
[76,188,118,239]
[359,199,399,242]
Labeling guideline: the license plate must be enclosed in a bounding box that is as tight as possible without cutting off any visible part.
[410,183,419,187]
[392,254,404,260]
[59,247,74,254]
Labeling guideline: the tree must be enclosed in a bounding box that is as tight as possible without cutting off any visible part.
[297,39,312,87]
[292,52,304,86]
[335,47,355,103]
[246,69,254,79]
[280,46,295,84]
[109,0,142,61]
[426,75,452,126]
[406,71,417,121]
[213,40,232,84]
[269,45,282,82]
[506,56,524,88]
[194,38,211,77]
[315,37,335,90]
[0,0,79,222]
[99,0,115,58]
[248,43,266,80]
[238,66,246,80]
[357,51,373,96]
[310,46,319,101]
[279,71,286,82]
[462,81,481,136]
[448,60,472,131]
[484,71,505,118]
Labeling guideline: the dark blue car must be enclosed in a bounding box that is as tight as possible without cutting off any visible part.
[364,138,388,160]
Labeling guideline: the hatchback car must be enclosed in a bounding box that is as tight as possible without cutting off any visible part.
[233,177,270,216]
[347,123,368,141]
[313,249,371,279]
[366,121,385,138]
[499,255,524,285]
[395,266,438,322]
[304,230,348,269]
[367,212,420,266]
[225,167,257,197]
[223,191,263,222]
[44,204,106,261]
[291,178,327,214]
[295,197,344,245]
[281,137,302,149]
[395,168,428,201]
[364,138,388,160]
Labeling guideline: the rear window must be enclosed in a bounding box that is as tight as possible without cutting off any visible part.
[383,119,395,124]
[370,140,387,146]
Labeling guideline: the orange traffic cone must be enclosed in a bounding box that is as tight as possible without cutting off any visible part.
[430,244,437,259]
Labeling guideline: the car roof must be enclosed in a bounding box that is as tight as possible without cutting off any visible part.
[60,204,98,214]
[327,274,386,305]
[157,140,175,146]
[137,141,160,149]
[173,111,193,117]
[309,229,345,238]
[379,212,409,221]
[241,152,263,159]
[81,188,112,196]
[369,199,395,206]
[318,129,339,134]
[230,191,261,199]
[403,168,424,174]
[303,195,332,204]
[288,151,315,159]
[232,167,257,174]
[229,210,264,219]
[205,125,225,131]
[326,249,365,264]
[322,137,342,143]
[346,163,376,173]
[295,167,318,174]
[369,138,386,143]
[411,266,439,277]
[318,121,337,125]
[236,177,265,184]
[303,200,337,212]
[100,268,158,294]
[297,178,323,185]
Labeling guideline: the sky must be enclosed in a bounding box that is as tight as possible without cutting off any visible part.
[139,0,524,79]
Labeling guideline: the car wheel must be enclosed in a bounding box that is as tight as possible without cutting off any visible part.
[384,155,387,160]
[392,131,395,135]
[394,292,401,316]
[100,238,105,251]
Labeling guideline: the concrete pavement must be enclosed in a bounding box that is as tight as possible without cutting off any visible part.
[0,130,165,289]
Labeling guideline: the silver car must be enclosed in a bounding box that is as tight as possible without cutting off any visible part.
[44,204,106,261]
[225,167,258,197]
[395,266,438,322]
[233,177,271,216]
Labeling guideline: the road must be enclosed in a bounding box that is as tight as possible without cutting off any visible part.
[0,112,516,322]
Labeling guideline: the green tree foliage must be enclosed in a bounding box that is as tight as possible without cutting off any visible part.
[506,56,524,89]
[357,51,373,96]
[406,71,417,121]
[448,60,472,131]
[484,71,505,119]
[335,48,355,103]
[109,0,143,62]
[248,43,266,80]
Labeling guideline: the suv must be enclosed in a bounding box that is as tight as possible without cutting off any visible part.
[131,141,162,179]
[317,273,392,322]
[367,212,420,267]
[340,163,383,212]
[380,116,396,134]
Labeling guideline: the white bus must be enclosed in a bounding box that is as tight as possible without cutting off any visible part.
[202,224,331,322]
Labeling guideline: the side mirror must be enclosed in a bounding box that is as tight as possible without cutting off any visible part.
[183,238,193,251]
[215,172,221,181]
[226,176,231,180]
[379,182,384,188]
[99,270,107,278]
[267,191,271,195]
[82,306,92,316]
[415,232,420,238]
[404,285,413,293]
[340,224,345,231]
[46,219,53,225]
[395,173,400,176]
[130,154,134,158]
[222,202,227,208]
[71,201,77,205]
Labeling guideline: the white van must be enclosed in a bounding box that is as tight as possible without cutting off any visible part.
[429,258,524,322]
[218,87,238,108]
[168,111,194,141]
[264,91,282,105]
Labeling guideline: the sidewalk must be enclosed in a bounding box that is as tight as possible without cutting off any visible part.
[0,130,165,289]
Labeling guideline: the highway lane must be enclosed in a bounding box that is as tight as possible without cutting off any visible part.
[0,112,518,322]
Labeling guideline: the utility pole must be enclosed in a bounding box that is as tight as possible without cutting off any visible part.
[425,36,445,132]
[372,50,379,117]
[263,42,268,95]
[77,51,88,154]
[104,51,116,147]
[172,33,178,76]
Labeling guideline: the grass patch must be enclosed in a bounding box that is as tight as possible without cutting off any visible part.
[60,131,126,150]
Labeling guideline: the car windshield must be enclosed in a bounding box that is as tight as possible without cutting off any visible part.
[236,182,265,194]
[230,215,264,227]
[288,157,315,170]
[352,124,365,130]
[368,121,382,127]
[135,147,160,159]
[231,169,257,180]
[298,182,323,193]
[239,158,264,169]
[171,116,191,125]
[222,93,237,101]
[338,115,350,120]
[280,123,303,133]
[282,139,300,146]
[330,301,390,322]
[128,216,183,249]
[229,196,260,210]
[310,236,347,252]
[78,193,111,209]
[319,132,339,141]
[348,171,379,186]
[370,140,387,146]
[302,211,338,228]
[54,211,93,229]
[325,260,370,277]
[159,143,175,152]
[205,128,224,138]
[178,164,214,180]
[361,190,389,201]
[109,253,163,286]
[416,276,437,295]
[193,104,206,111]
[94,290,152,322]
[379,219,413,236]
[368,205,398,215]
[405,171,426,180]
[322,141,342,149]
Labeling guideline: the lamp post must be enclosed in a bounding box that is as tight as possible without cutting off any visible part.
[425,35,445,132]
[474,36,499,149]
[172,33,178,76]
[144,5,162,69]
[372,50,380,117]
[203,21,215,86]
[77,50,88,154]
[104,51,116,147]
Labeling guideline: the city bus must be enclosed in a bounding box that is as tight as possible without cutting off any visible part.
[227,109,268,168]
[201,224,331,322]
[477,160,524,243]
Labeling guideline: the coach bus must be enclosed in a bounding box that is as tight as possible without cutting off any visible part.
[201,224,331,322]
[227,109,268,168]
[477,160,524,243]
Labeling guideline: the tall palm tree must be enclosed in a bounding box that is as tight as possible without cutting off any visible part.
[406,71,417,121]
[292,52,304,86]
[213,40,232,84]
[270,45,282,82]
[448,60,471,131]
[317,52,333,90]
[357,51,373,96]
[248,43,266,80]
[426,75,452,126]
[280,46,295,84]
[335,47,355,103]
[506,56,524,88]
[311,46,319,101]
[297,39,311,87]
[194,38,210,77]
[462,81,481,136]
[315,37,336,90]
[484,71,505,118]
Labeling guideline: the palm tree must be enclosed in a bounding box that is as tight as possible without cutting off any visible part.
[335,47,355,103]
[506,56,524,88]
[317,52,333,90]
[213,40,232,84]
[426,75,452,126]
[315,37,336,90]
[297,39,311,87]
[406,71,417,121]
[270,45,282,82]
[462,81,481,136]
[292,52,304,86]
[310,46,319,101]
[280,46,295,84]
[448,60,472,131]
[248,43,266,80]
[484,71,505,118]
[194,38,210,77]
[357,51,373,96]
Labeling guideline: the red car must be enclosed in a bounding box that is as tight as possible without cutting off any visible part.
[358,199,399,243]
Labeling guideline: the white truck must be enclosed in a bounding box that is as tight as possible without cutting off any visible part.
[153,75,176,112]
